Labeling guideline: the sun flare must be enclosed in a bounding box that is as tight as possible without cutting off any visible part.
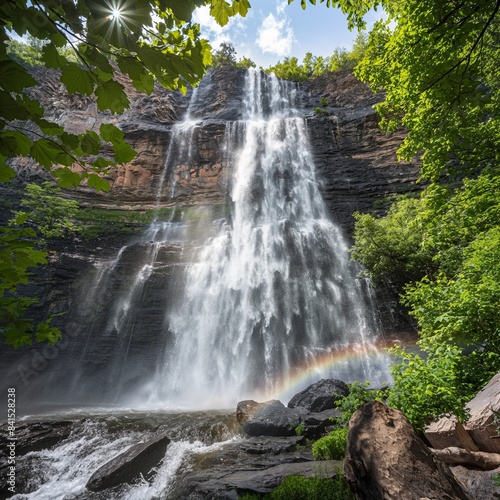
[110,8,122,20]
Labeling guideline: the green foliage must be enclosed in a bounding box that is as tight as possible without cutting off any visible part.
[12,182,80,241]
[387,344,471,432]
[239,473,354,500]
[266,57,308,82]
[352,174,500,429]
[210,43,256,69]
[0,223,61,348]
[265,32,368,81]
[351,198,436,285]
[335,381,385,426]
[294,423,305,436]
[312,428,348,460]
[236,56,257,69]
[354,0,500,182]
[313,107,329,116]
[211,42,237,67]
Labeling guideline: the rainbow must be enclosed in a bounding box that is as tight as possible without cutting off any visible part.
[251,339,400,404]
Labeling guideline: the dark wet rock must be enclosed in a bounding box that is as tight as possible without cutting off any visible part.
[236,399,267,426]
[189,66,246,121]
[239,436,306,455]
[86,433,170,491]
[344,401,473,500]
[174,433,335,500]
[302,408,341,438]
[0,420,73,457]
[288,379,349,412]
[215,460,342,496]
[242,400,307,437]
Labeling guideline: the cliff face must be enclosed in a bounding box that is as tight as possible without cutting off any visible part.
[15,67,420,232]
[2,67,419,408]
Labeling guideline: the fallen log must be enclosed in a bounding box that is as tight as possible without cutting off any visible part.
[431,446,500,470]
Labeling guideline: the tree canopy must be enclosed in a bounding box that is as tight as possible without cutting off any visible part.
[349,0,500,428]
[265,32,367,81]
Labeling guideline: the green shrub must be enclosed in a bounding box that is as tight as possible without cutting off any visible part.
[313,106,329,116]
[240,473,354,500]
[294,423,305,436]
[335,381,386,427]
[312,428,348,461]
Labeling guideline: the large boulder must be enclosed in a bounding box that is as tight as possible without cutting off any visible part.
[465,372,500,453]
[86,433,170,491]
[241,400,306,437]
[287,379,349,412]
[344,401,473,500]
[425,416,479,452]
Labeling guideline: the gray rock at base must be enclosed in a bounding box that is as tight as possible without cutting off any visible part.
[86,433,170,491]
[236,399,266,426]
[425,416,479,452]
[344,401,473,500]
[239,435,306,455]
[288,379,349,412]
[465,372,500,453]
[242,400,306,437]
[451,465,500,500]
[302,408,341,438]
[222,459,343,495]
[183,458,342,499]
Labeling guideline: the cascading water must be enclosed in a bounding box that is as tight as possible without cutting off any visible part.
[145,68,390,408]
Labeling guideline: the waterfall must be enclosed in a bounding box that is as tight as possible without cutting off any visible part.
[144,69,390,408]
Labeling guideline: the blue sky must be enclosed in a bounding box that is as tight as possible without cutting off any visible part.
[193,0,385,68]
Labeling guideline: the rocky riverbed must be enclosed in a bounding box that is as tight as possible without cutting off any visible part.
[2,377,500,499]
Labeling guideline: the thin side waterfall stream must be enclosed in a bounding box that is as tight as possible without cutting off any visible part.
[4,69,395,499]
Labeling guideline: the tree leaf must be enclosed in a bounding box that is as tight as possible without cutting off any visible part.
[60,62,94,95]
[41,43,64,69]
[52,167,81,188]
[0,91,30,120]
[113,140,136,164]
[1,130,33,155]
[30,138,62,168]
[87,173,110,192]
[95,79,129,113]
[79,130,101,155]
[0,60,37,92]
[99,122,124,142]
[35,119,65,136]
[0,161,15,182]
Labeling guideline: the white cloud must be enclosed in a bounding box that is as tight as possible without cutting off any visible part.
[276,0,288,16]
[193,6,225,36]
[257,13,294,57]
[192,5,252,49]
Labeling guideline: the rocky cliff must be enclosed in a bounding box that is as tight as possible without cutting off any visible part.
[14,66,420,232]
[1,67,420,409]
